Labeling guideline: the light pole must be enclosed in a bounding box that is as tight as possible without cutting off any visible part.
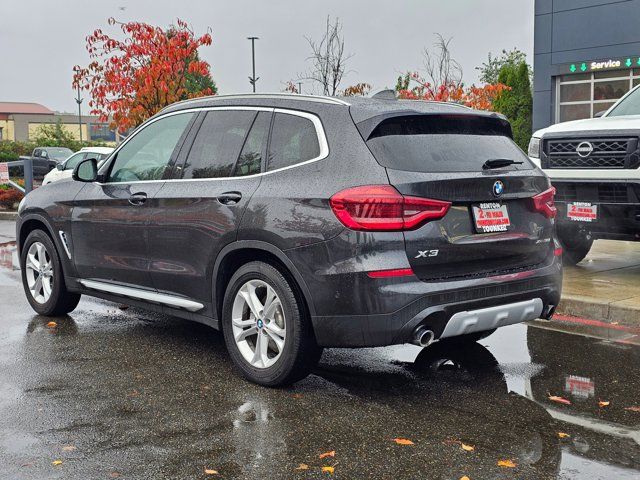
[247,36,259,92]
[75,84,83,143]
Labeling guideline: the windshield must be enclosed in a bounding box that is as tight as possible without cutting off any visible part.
[365,115,533,173]
[607,86,640,117]
[46,147,74,161]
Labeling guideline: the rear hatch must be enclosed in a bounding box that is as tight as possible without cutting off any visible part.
[361,113,555,281]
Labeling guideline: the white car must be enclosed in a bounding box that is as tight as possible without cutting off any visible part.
[529,84,640,264]
[42,147,114,185]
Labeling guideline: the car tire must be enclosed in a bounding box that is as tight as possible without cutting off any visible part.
[558,231,593,266]
[20,229,81,316]
[221,261,323,387]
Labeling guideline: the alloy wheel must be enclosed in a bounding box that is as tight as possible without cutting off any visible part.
[231,279,286,369]
[25,241,54,304]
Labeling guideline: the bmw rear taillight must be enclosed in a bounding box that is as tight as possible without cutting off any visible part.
[531,187,557,219]
[329,185,451,231]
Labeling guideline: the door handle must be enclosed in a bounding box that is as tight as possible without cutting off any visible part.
[217,191,242,205]
[128,192,148,206]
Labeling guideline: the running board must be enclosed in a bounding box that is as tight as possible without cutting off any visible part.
[440,298,543,339]
[79,279,204,312]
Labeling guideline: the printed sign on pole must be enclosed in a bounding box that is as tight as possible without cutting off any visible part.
[0,163,9,184]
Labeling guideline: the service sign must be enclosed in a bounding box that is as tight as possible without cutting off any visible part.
[0,163,9,184]
[560,55,640,75]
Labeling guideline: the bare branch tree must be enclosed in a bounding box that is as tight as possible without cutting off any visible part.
[300,16,353,96]
[422,33,463,88]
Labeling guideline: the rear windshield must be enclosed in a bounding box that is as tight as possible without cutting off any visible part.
[364,115,533,173]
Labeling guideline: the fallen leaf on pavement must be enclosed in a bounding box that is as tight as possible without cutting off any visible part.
[393,438,415,445]
[322,466,335,475]
[558,432,570,438]
[295,464,309,470]
[61,445,76,452]
[624,406,640,412]
[497,459,517,468]
[292,393,303,399]
[204,468,218,475]
[461,443,474,451]
[46,321,57,328]
[460,476,471,480]
[52,460,63,466]
[599,400,610,407]
[109,473,121,478]
[319,450,335,459]
[548,395,571,405]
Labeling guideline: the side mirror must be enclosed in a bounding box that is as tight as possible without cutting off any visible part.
[594,110,607,118]
[73,158,98,182]
[56,163,64,171]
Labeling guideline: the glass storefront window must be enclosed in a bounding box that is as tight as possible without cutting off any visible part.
[594,80,628,100]
[560,104,591,122]
[560,83,590,102]
[556,70,640,123]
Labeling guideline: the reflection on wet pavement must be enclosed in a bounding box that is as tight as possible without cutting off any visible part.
[0,257,638,479]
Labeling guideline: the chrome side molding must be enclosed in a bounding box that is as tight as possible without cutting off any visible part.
[79,279,204,312]
[440,298,543,339]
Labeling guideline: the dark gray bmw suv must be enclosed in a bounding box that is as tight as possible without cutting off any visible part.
[16,93,562,386]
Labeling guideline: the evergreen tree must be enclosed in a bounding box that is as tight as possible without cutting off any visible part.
[493,62,532,151]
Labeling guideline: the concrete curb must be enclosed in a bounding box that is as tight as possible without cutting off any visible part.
[557,293,640,327]
[0,212,17,221]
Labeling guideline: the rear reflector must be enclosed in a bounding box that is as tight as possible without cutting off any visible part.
[367,268,414,278]
[554,247,563,257]
[531,187,557,218]
[330,185,451,231]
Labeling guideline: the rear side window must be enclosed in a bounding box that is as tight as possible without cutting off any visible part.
[183,110,256,179]
[365,115,533,173]
[267,113,320,171]
[235,111,271,176]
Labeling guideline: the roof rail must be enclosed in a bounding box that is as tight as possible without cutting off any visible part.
[160,93,350,112]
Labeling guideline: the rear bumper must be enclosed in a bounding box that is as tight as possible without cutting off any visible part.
[310,277,560,347]
[285,228,562,348]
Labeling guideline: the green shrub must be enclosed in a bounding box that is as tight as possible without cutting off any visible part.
[493,62,532,152]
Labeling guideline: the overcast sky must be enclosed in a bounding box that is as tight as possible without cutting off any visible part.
[0,0,534,113]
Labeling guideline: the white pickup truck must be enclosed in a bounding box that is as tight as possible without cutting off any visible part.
[529,84,640,264]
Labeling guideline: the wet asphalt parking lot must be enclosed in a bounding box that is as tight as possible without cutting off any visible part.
[0,224,639,479]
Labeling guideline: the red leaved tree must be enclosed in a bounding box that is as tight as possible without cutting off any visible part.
[73,18,214,132]
[396,72,509,111]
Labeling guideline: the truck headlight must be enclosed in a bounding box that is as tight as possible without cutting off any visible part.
[528,136,541,159]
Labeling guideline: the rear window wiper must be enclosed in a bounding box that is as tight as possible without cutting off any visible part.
[482,158,524,170]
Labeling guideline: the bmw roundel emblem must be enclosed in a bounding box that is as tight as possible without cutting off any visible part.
[493,180,504,197]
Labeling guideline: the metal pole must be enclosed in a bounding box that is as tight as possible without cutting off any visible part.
[22,158,33,193]
[247,36,259,92]
[297,82,302,94]
[75,84,83,143]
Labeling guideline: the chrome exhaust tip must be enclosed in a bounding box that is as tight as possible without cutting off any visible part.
[412,327,435,348]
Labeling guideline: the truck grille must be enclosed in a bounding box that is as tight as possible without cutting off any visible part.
[544,137,638,169]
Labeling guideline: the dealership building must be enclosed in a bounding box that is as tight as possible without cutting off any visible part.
[534,0,640,130]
